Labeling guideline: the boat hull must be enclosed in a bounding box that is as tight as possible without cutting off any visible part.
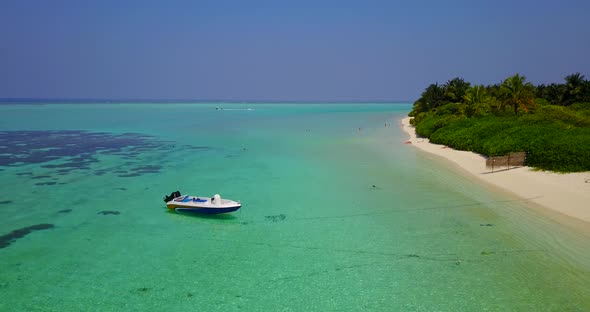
[174,206,241,214]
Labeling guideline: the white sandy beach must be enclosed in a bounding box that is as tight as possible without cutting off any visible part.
[400,117,590,224]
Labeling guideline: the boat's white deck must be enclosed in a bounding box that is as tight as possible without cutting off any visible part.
[168,195,240,208]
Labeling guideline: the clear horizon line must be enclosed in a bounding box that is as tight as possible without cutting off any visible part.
[0,97,413,104]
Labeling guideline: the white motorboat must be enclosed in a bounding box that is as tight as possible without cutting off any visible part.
[163,192,241,214]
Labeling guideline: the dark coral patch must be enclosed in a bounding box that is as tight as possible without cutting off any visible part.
[138,165,161,170]
[97,210,120,215]
[118,173,141,178]
[129,165,161,174]
[41,156,98,173]
[56,169,72,175]
[31,175,52,179]
[35,181,57,186]
[0,223,55,249]
[265,214,286,222]
[0,130,164,168]
[0,131,182,180]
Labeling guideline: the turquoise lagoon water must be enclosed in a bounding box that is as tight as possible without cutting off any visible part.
[0,103,589,311]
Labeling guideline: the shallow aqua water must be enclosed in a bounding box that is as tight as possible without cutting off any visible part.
[0,103,589,311]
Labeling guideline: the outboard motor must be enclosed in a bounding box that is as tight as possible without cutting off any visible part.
[163,191,181,203]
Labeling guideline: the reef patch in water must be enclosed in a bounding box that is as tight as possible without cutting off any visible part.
[0,130,173,178]
[97,210,120,215]
[265,214,286,222]
[35,181,57,186]
[0,223,55,249]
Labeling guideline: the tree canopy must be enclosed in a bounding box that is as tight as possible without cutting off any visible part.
[410,73,590,117]
[408,73,590,172]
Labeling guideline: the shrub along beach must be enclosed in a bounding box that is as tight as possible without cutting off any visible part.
[409,73,590,172]
[403,73,590,223]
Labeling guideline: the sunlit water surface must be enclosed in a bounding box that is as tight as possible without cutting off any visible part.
[0,103,589,311]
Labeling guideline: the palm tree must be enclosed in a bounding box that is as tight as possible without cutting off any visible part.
[584,79,590,103]
[443,78,471,103]
[500,74,536,115]
[564,73,586,105]
[462,85,491,117]
[544,83,566,105]
[411,83,445,115]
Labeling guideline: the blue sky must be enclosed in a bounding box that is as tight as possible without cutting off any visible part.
[1,0,589,101]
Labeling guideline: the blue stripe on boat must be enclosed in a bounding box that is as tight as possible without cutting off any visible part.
[175,206,241,214]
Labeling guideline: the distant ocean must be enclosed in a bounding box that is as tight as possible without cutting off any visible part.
[1,103,589,311]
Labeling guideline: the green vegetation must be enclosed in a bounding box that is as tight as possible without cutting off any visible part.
[409,74,590,172]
